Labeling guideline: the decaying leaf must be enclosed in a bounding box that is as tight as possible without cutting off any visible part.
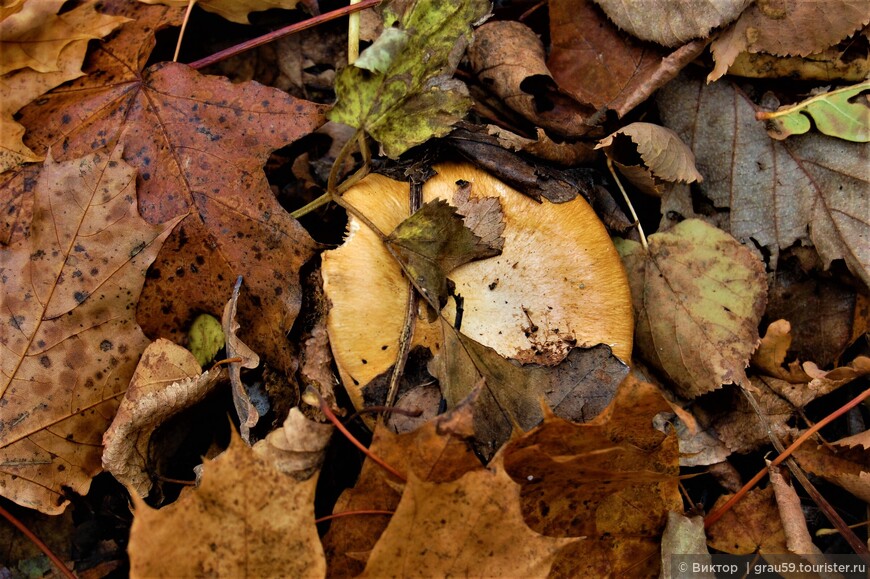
[102,339,224,498]
[0,147,181,513]
[468,21,596,137]
[547,0,706,118]
[706,486,788,554]
[138,0,301,25]
[709,0,870,81]
[0,0,128,75]
[251,408,333,479]
[660,512,713,578]
[503,377,681,577]
[592,0,751,47]
[596,122,703,195]
[385,194,504,308]
[222,277,261,442]
[128,431,326,578]
[323,163,634,414]
[187,313,224,367]
[768,462,822,556]
[360,458,576,578]
[794,439,870,504]
[727,44,870,82]
[328,0,489,157]
[756,81,870,142]
[616,219,767,398]
[657,73,870,286]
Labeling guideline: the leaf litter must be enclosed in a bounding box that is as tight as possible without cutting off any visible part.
[2,0,870,575]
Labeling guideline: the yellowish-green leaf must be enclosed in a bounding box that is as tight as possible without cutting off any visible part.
[615,219,767,398]
[328,0,490,158]
[187,313,225,367]
[757,82,870,142]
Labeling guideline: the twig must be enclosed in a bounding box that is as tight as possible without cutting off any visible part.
[173,0,197,63]
[0,503,76,579]
[187,0,382,70]
[315,509,394,524]
[606,157,648,251]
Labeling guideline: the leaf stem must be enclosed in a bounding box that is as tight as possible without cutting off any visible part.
[0,503,76,579]
[173,0,197,63]
[606,157,648,251]
[315,509,394,524]
[705,385,870,530]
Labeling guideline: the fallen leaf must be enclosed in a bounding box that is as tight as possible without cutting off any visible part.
[359,458,576,578]
[592,0,751,47]
[727,44,870,82]
[299,317,339,413]
[102,339,224,498]
[0,146,180,513]
[468,21,596,137]
[139,0,301,25]
[222,277,260,442]
[0,0,25,21]
[706,486,788,554]
[794,440,870,503]
[328,0,489,157]
[751,319,813,383]
[251,407,333,479]
[596,122,702,195]
[616,219,768,398]
[3,0,326,374]
[709,0,870,81]
[660,512,714,578]
[0,0,128,75]
[128,431,326,578]
[502,377,681,577]
[756,81,870,142]
[486,125,597,166]
[187,313,224,367]
[707,384,793,453]
[768,462,822,556]
[548,0,706,117]
[657,73,870,286]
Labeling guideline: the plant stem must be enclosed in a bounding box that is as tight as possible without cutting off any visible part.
[0,503,76,579]
[606,157,648,251]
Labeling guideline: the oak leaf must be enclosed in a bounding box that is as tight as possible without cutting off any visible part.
[360,457,576,578]
[128,431,326,578]
[756,81,870,142]
[138,0,302,25]
[2,0,326,374]
[0,147,181,513]
[101,338,224,498]
[616,219,768,398]
[657,73,870,287]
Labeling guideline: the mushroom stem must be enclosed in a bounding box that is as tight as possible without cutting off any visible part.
[607,157,648,251]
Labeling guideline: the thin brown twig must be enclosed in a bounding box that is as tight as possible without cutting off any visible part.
[187,0,382,70]
[0,503,76,579]
[314,509,394,524]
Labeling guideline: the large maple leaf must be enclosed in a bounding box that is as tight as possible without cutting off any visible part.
[1,0,327,374]
[0,146,181,513]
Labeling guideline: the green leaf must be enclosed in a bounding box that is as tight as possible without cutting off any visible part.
[757,81,870,142]
[615,219,767,398]
[386,189,504,308]
[328,0,490,158]
[188,313,225,367]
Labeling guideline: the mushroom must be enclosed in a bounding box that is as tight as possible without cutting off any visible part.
[322,162,633,412]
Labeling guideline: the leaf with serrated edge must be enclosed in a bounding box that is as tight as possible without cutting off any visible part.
[0,146,181,513]
[616,219,767,398]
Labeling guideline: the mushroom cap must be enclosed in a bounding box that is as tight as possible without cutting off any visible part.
[322,162,634,411]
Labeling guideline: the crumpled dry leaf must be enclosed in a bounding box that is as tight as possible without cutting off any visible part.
[102,339,224,498]
[706,486,788,554]
[138,0,301,25]
[548,0,706,117]
[756,81,870,142]
[503,377,681,577]
[596,122,703,195]
[0,0,129,75]
[794,440,870,503]
[486,125,597,166]
[360,456,576,578]
[616,219,768,398]
[329,0,489,157]
[251,408,333,479]
[385,193,504,308]
[709,0,870,81]
[768,462,822,556]
[708,384,793,454]
[657,73,870,286]
[0,147,181,513]
[128,431,326,578]
[592,0,751,47]
[222,277,260,442]
[468,20,595,137]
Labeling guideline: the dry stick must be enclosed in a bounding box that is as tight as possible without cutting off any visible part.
[739,388,869,555]
[0,503,76,579]
[172,0,197,63]
[606,157,648,251]
[308,387,407,482]
[705,385,870,529]
[315,510,394,525]
[187,0,382,70]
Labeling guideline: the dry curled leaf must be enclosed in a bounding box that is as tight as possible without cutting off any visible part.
[0,147,180,513]
[222,277,260,442]
[138,0,302,25]
[251,408,333,479]
[102,338,224,498]
[756,81,870,142]
[706,486,788,554]
[616,219,768,398]
[128,432,326,578]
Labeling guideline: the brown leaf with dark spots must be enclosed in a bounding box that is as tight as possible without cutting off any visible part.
[548,0,706,117]
[0,146,181,513]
